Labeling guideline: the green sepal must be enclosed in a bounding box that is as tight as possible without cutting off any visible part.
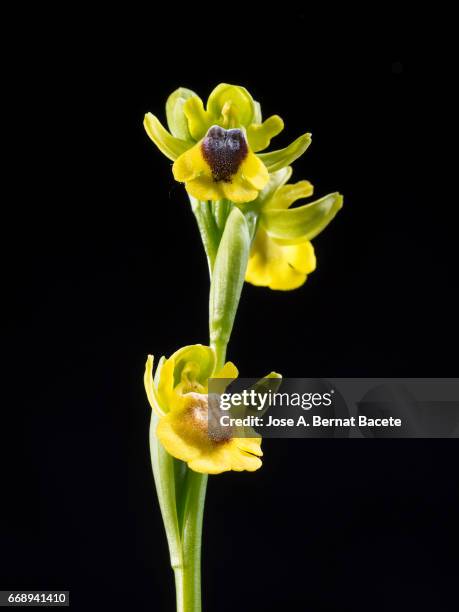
[265,180,314,211]
[209,207,250,355]
[170,344,216,387]
[254,167,293,208]
[207,83,256,127]
[258,133,312,172]
[262,192,343,244]
[166,87,199,141]
[144,113,190,161]
[232,372,283,418]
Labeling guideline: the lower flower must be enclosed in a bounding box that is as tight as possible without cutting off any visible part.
[246,227,316,290]
[144,344,279,474]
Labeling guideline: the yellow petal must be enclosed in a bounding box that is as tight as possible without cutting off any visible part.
[214,361,239,380]
[247,115,284,152]
[229,454,262,472]
[245,229,316,291]
[228,438,263,471]
[235,436,263,457]
[266,180,314,210]
[172,142,210,182]
[173,126,269,203]
[156,391,264,474]
[240,151,270,190]
[221,175,259,203]
[156,412,202,463]
[183,96,212,141]
[283,241,316,275]
[188,447,234,474]
[209,361,239,394]
[156,356,177,411]
[188,440,262,474]
[185,176,225,201]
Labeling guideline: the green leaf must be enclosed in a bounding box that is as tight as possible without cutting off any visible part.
[149,414,181,564]
[257,133,312,172]
[166,87,198,141]
[209,207,250,356]
[144,113,190,161]
[262,192,343,244]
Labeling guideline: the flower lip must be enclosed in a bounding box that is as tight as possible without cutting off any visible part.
[185,392,233,443]
[201,125,248,183]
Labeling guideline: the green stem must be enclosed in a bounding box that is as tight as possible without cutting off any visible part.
[154,200,255,612]
[211,339,227,372]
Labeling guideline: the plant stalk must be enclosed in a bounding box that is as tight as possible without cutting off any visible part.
[152,199,252,612]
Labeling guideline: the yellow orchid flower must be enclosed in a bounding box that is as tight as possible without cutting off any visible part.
[246,226,317,291]
[144,344,276,475]
[172,125,269,204]
[144,83,312,203]
[245,167,344,290]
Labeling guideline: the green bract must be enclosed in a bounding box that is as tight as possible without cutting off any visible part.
[209,207,250,363]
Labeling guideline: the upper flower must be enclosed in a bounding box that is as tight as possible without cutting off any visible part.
[172,125,269,203]
[144,344,280,474]
[245,167,343,290]
[144,83,312,203]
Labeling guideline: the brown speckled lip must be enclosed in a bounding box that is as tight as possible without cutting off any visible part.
[201,126,248,183]
[184,394,233,444]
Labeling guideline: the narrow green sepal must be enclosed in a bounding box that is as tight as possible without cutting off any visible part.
[166,87,199,141]
[258,133,312,172]
[144,113,190,160]
[262,192,343,244]
[246,372,283,416]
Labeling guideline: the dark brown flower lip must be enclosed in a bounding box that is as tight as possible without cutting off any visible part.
[201,125,248,183]
[184,392,233,444]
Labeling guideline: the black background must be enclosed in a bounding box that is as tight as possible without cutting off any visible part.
[2,8,458,612]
